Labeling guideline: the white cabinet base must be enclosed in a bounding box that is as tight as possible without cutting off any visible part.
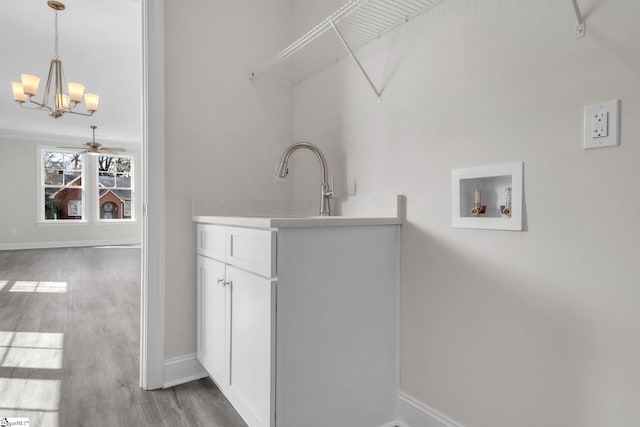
[274,225,399,427]
[196,222,400,427]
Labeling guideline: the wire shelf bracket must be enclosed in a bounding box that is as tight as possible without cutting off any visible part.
[570,0,586,38]
[330,21,382,100]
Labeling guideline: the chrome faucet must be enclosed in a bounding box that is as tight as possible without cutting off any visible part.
[276,142,333,216]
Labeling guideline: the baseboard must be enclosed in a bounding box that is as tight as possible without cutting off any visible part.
[0,238,141,250]
[163,364,460,425]
[397,392,463,427]
[163,353,208,388]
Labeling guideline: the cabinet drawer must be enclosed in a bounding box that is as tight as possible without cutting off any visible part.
[197,224,227,261]
[227,228,276,278]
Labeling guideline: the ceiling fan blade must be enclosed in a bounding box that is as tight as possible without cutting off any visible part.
[57,127,126,155]
[57,146,91,154]
[99,147,127,153]
[57,146,85,149]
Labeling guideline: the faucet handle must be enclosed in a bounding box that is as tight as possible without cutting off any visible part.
[324,176,334,198]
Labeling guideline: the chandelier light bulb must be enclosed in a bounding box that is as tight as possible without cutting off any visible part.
[84,94,99,112]
[61,94,70,111]
[12,82,28,103]
[21,74,40,96]
[68,82,85,103]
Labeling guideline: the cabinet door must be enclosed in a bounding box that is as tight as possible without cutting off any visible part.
[197,255,229,386]
[226,265,275,427]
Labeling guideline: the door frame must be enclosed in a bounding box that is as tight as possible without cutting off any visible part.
[140,0,165,390]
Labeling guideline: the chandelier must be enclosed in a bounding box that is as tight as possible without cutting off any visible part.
[11,1,99,118]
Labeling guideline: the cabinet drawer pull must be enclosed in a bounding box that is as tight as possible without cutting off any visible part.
[217,278,232,287]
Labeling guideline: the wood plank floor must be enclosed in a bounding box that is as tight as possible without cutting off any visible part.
[0,246,247,427]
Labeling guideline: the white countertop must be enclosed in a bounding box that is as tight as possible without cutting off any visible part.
[191,195,405,228]
[192,215,402,229]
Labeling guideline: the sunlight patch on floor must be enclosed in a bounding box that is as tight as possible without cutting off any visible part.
[0,332,63,426]
[8,281,67,293]
[93,244,141,249]
[0,409,58,427]
[0,332,64,370]
[0,378,60,427]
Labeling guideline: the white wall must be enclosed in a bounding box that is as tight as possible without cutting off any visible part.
[163,0,293,359]
[290,0,640,426]
[0,133,141,248]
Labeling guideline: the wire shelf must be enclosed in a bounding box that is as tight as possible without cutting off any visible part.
[252,0,440,86]
[251,0,585,97]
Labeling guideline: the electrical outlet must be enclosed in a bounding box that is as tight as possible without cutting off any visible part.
[584,100,620,150]
[591,111,608,138]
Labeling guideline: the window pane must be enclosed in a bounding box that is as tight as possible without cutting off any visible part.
[115,173,131,188]
[97,156,116,173]
[44,152,64,169]
[44,187,82,220]
[116,158,131,173]
[64,154,82,171]
[44,170,64,186]
[65,171,82,186]
[98,172,114,188]
[44,189,60,220]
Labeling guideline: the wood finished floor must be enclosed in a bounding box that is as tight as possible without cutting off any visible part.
[0,246,247,427]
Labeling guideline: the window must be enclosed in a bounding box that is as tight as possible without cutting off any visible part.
[97,155,134,221]
[41,150,84,221]
[39,148,136,224]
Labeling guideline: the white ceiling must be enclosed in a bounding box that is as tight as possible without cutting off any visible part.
[0,0,142,146]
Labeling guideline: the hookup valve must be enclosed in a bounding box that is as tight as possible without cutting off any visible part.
[471,205,487,216]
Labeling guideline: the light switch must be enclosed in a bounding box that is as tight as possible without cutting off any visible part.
[584,100,620,150]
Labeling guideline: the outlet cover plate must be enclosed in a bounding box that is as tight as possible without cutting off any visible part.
[584,100,620,150]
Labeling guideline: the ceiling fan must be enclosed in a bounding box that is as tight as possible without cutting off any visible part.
[58,125,126,156]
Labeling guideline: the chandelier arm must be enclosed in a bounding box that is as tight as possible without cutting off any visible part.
[26,94,52,112]
[54,59,63,112]
[20,102,50,111]
[64,110,96,117]
[41,60,56,112]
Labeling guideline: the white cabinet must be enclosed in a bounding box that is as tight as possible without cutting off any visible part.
[197,255,229,385]
[196,221,399,427]
[197,224,276,427]
[227,266,275,427]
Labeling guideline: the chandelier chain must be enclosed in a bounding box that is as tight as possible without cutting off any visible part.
[54,9,59,59]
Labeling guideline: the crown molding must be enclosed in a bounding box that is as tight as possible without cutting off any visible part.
[0,128,141,148]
